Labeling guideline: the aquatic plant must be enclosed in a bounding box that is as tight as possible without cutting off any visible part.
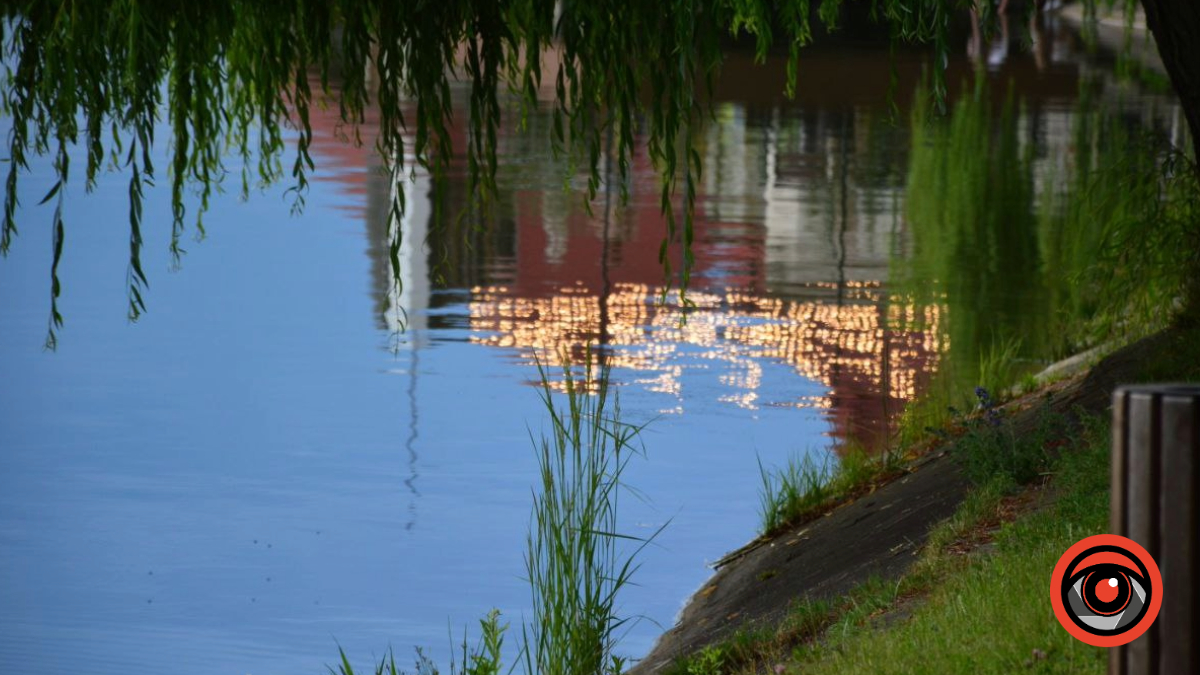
[756,444,905,536]
[332,356,654,675]
[524,356,658,675]
[331,610,506,675]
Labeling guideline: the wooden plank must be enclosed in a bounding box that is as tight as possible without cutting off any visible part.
[1159,395,1198,675]
[1111,389,1130,675]
[1125,391,1160,675]
[1112,389,1129,537]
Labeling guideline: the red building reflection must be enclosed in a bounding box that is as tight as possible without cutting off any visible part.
[301,72,941,453]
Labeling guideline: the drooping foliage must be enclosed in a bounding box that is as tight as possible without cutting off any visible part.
[898,77,1198,412]
[0,1,982,346]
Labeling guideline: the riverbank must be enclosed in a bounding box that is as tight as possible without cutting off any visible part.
[631,322,1200,675]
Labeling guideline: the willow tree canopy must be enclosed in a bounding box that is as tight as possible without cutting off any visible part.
[1,0,1192,347]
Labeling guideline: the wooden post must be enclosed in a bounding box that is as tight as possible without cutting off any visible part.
[1111,385,1200,675]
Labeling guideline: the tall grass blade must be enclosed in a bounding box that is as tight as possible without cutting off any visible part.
[523,354,658,675]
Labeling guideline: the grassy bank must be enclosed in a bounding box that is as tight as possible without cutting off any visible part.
[756,446,908,536]
[783,417,1110,675]
[754,74,1196,542]
[669,404,1108,675]
[669,322,1200,675]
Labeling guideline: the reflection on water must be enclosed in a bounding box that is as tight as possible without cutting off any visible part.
[346,79,936,452]
[899,76,1186,404]
[467,283,940,450]
[333,11,1187,452]
[0,10,1189,675]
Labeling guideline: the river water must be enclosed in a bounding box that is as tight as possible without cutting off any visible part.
[0,11,1185,675]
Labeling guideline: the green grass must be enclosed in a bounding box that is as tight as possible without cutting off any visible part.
[950,392,1067,486]
[666,598,838,675]
[756,453,833,534]
[756,446,906,536]
[976,336,1024,400]
[890,375,963,450]
[331,610,507,675]
[670,413,1113,675]
[750,324,1200,674]
[332,358,653,675]
[785,418,1111,675]
[755,385,1051,537]
[924,473,1011,548]
[523,358,657,675]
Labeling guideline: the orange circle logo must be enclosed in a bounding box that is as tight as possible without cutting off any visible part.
[1050,534,1162,647]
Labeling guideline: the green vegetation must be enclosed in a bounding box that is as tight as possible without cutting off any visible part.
[758,78,1197,531]
[893,79,1198,437]
[948,387,1064,486]
[671,596,837,675]
[678,314,1200,675]
[784,417,1112,675]
[758,84,1198,527]
[523,359,657,675]
[671,410,1113,675]
[0,0,965,345]
[754,382,1056,541]
[333,358,654,675]
[756,446,905,536]
[333,610,508,675]
[5,3,1195,670]
[11,1,1160,348]
[736,73,1198,674]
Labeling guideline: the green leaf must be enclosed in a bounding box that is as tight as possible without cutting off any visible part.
[37,180,61,205]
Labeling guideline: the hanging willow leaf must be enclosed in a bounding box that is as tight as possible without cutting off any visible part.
[0,0,989,347]
[36,180,60,205]
[44,191,64,350]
